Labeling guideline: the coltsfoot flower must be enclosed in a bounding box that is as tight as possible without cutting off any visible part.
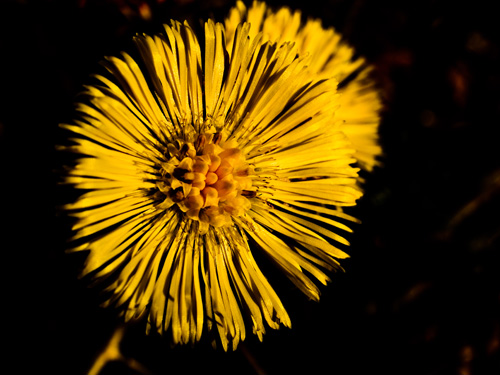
[226,0,382,172]
[62,18,364,350]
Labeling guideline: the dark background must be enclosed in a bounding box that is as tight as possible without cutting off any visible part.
[1,0,499,374]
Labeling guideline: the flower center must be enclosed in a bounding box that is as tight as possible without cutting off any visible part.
[155,133,255,233]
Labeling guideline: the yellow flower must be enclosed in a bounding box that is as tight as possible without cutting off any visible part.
[62,19,362,350]
[226,0,383,172]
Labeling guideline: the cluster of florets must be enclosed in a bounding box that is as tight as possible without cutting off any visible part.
[155,133,255,233]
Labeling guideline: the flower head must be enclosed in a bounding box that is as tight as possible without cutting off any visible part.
[226,0,382,172]
[62,17,363,350]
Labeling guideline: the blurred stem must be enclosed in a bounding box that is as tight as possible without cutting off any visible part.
[240,343,267,375]
[443,168,500,238]
[88,324,125,375]
[88,323,152,375]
